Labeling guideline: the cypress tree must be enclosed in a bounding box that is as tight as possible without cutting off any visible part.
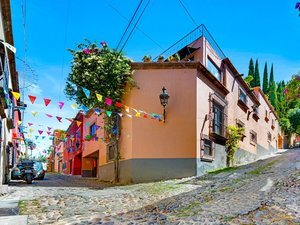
[269,80,278,110]
[254,59,261,87]
[269,64,274,90]
[262,62,269,94]
[248,58,255,87]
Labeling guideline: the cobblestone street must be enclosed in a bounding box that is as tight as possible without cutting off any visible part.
[1,149,300,225]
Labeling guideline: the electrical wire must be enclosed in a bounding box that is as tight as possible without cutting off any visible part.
[178,0,198,27]
[104,0,163,50]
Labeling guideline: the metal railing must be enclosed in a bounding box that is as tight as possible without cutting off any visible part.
[154,24,226,61]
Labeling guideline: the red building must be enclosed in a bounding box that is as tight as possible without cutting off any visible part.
[63,111,83,175]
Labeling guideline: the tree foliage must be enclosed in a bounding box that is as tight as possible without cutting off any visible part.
[262,62,269,94]
[287,108,300,135]
[254,59,261,87]
[225,125,245,167]
[248,58,255,87]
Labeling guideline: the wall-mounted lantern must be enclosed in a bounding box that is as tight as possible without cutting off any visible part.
[159,86,169,123]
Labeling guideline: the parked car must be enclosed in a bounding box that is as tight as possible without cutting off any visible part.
[33,161,46,180]
[11,160,36,184]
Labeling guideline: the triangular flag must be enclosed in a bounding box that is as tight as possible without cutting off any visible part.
[127,114,132,118]
[95,125,101,130]
[96,93,103,101]
[17,121,22,125]
[105,98,112,106]
[11,91,20,100]
[58,101,65,109]
[143,114,148,119]
[47,127,52,131]
[76,121,82,127]
[95,136,99,141]
[94,108,101,115]
[106,110,112,117]
[45,114,53,118]
[28,95,37,104]
[71,103,78,110]
[66,118,73,123]
[35,136,39,140]
[135,112,141,117]
[47,131,51,136]
[42,136,45,139]
[81,106,89,113]
[29,128,34,133]
[38,130,43,135]
[32,111,38,117]
[124,106,130,113]
[44,98,51,106]
[56,116,62,122]
[115,102,122,108]
[68,82,77,91]
[82,87,90,98]
[117,113,123,117]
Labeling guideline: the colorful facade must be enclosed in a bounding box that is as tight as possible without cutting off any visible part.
[63,112,83,175]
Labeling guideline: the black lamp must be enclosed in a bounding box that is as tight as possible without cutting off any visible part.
[159,86,169,123]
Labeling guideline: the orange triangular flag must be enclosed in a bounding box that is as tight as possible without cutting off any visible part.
[76,121,82,127]
[28,95,37,104]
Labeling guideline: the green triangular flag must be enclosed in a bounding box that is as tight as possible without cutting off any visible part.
[106,110,112,117]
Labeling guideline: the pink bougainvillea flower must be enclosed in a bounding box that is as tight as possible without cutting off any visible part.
[101,41,107,47]
[296,76,300,81]
[282,88,289,94]
[83,48,91,54]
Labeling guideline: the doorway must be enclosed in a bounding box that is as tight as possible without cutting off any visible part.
[92,158,97,177]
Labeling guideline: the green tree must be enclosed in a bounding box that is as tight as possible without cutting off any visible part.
[269,64,274,91]
[225,125,245,167]
[262,62,269,94]
[254,59,261,87]
[269,80,278,110]
[288,108,300,135]
[64,40,133,182]
[248,58,255,87]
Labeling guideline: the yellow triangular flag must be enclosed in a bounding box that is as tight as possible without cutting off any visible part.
[135,112,141,117]
[96,93,103,101]
[124,105,130,113]
[11,91,20,100]
[76,121,82,127]
[29,128,34,133]
[17,121,22,125]
[71,103,78,110]
[32,111,38,117]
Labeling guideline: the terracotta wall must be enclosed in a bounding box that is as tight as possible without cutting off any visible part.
[120,68,197,160]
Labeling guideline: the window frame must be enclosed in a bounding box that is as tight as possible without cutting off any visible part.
[89,123,97,137]
[236,119,246,142]
[250,130,257,145]
[200,134,214,161]
[207,57,221,82]
[267,132,272,142]
[107,142,116,162]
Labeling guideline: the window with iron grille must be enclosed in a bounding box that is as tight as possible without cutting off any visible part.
[203,138,213,156]
[268,132,272,142]
[250,130,257,144]
[200,134,214,161]
[213,102,225,136]
[107,143,116,161]
[239,88,247,104]
[236,119,245,141]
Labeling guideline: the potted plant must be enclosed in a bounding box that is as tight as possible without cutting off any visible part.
[157,55,164,62]
[168,53,180,62]
[142,55,152,62]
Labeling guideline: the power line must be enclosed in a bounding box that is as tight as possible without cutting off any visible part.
[178,0,198,27]
[115,0,144,51]
[104,0,163,50]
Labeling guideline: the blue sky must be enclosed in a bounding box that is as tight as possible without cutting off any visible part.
[10,0,300,154]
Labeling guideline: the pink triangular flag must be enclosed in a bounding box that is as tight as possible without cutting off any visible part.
[45,114,53,118]
[105,98,112,106]
[56,116,62,122]
[47,127,52,131]
[38,130,43,135]
[28,123,33,126]
[58,101,65,109]
[28,95,37,104]
[47,131,51,136]
[44,98,51,106]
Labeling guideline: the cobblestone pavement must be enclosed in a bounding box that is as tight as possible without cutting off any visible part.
[2,149,300,225]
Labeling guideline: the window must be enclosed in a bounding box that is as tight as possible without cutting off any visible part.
[239,88,247,104]
[250,130,257,144]
[268,132,272,142]
[271,119,275,130]
[107,143,116,161]
[265,110,269,122]
[213,102,225,137]
[90,123,97,136]
[207,57,221,81]
[200,134,214,161]
[236,119,245,141]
